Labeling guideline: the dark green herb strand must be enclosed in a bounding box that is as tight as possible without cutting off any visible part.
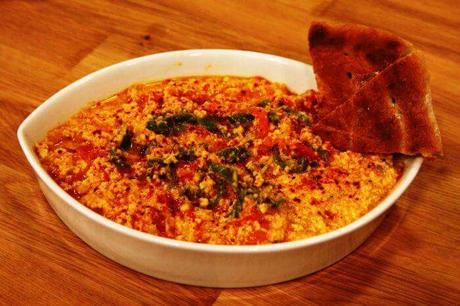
[209,163,243,218]
[119,129,133,150]
[317,147,329,160]
[228,112,255,124]
[218,146,250,164]
[296,112,312,126]
[109,149,130,169]
[146,158,166,167]
[281,106,294,114]
[268,111,280,124]
[209,176,227,207]
[146,112,197,135]
[269,197,286,208]
[271,146,287,169]
[159,163,177,184]
[289,157,308,174]
[146,120,180,135]
[257,99,270,107]
[182,186,202,201]
[228,189,246,218]
[272,146,308,173]
[197,116,220,134]
[176,148,197,162]
[209,162,237,186]
[167,112,197,125]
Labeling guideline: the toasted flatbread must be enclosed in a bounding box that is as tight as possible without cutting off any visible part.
[313,51,443,156]
[309,21,414,117]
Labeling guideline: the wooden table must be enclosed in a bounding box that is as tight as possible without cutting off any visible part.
[1,1,459,304]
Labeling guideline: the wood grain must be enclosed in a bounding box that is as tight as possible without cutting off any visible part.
[1,0,459,304]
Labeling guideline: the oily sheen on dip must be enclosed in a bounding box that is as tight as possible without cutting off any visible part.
[35,76,401,245]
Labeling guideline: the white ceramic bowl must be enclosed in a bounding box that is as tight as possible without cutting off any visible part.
[17,50,423,288]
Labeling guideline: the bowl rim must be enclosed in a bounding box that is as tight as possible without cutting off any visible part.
[17,49,423,254]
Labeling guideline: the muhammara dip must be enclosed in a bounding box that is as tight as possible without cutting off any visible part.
[36,76,400,245]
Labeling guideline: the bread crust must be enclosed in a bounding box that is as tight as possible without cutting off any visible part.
[378,52,442,155]
[309,21,413,117]
[313,48,443,157]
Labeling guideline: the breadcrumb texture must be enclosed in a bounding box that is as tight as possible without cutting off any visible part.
[36,76,400,245]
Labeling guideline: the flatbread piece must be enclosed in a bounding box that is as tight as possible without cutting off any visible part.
[309,21,414,117]
[313,49,442,156]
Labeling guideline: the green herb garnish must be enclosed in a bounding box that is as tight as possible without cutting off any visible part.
[176,148,197,162]
[269,197,286,208]
[257,99,270,107]
[272,146,287,169]
[197,115,220,134]
[268,111,280,124]
[208,163,243,217]
[289,157,308,174]
[317,147,329,160]
[297,112,312,126]
[146,112,197,135]
[168,112,198,125]
[228,112,255,124]
[209,176,228,207]
[218,146,250,164]
[146,158,166,167]
[209,163,238,187]
[146,119,183,135]
[272,146,308,173]
[109,149,130,170]
[158,163,177,184]
[182,186,202,201]
[228,189,246,218]
[119,129,133,150]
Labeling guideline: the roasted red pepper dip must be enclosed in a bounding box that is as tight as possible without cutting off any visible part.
[36,76,400,245]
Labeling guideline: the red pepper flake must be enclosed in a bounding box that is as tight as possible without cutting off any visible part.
[233,207,270,231]
[77,144,102,162]
[66,187,82,200]
[150,209,167,236]
[310,198,322,206]
[100,166,110,181]
[257,137,274,155]
[137,94,148,111]
[176,160,199,182]
[296,90,318,112]
[291,143,317,161]
[184,90,208,104]
[203,101,219,113]
[157,192,181,216]
[278,96,295,108]
[249,107,269,138]
[195,221,210,243]
[192,125,212,137]
[243,230,267,245]
[322,210,336,221]
[299,177,318,190]
[250,207,271,229]
[209,138,228,152]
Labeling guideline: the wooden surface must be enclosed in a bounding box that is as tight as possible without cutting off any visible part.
[1,0,459,304]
